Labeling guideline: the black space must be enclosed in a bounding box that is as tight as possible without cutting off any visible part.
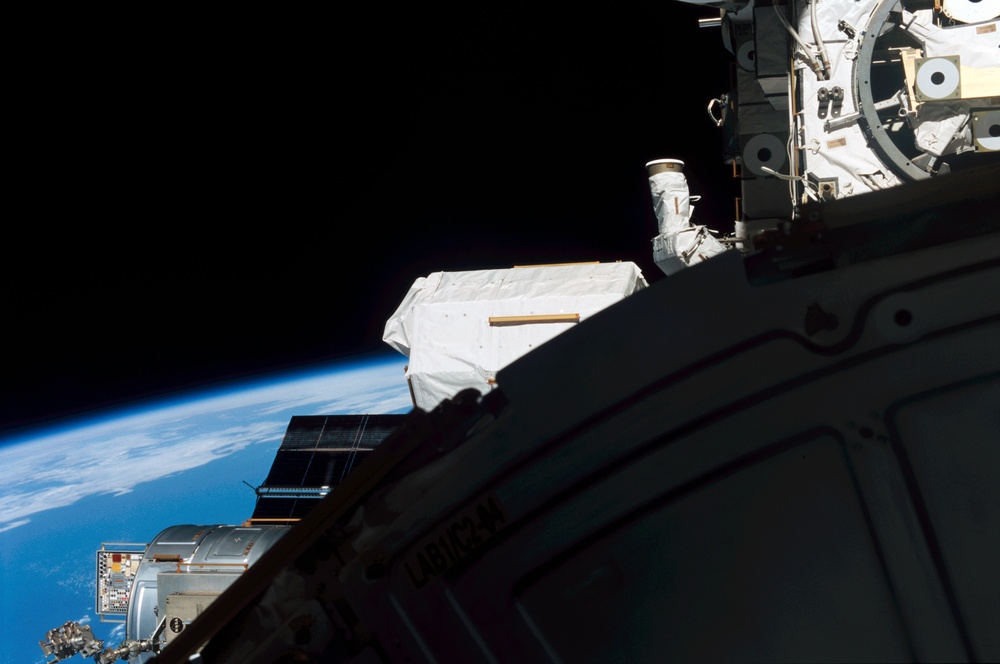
[4,6,737,437]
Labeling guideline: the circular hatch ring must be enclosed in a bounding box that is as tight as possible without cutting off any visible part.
[855,0,933,181]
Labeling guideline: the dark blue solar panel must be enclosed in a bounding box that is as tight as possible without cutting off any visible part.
[251,414,404,520]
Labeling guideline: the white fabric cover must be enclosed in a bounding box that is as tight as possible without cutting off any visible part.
[384,262,648,410]
[901,12,998,157]
[648,171,727,276]
[792,2,996,193]
[902,12,999,69]
[649,170,693,236]
[913,101,975,157]
[793,1,907,195]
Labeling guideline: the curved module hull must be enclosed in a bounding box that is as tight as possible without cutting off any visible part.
[160,164,1000,663]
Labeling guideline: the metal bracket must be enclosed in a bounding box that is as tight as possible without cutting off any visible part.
[830,86,844,118]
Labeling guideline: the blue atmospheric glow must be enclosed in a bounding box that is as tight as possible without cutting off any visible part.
[0,351,407,450]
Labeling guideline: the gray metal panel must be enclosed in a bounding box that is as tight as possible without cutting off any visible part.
[736,96,788,135]
[753,2,791,80]
[200,526,288,565]
[890,379,1000,661]
[517,435,911,662]
[740,177,792,218]
[158,572,239,598]
[164,593,222,647]
[158,572,236,644]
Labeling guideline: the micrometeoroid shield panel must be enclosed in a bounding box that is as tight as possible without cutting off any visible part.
[96,548,145,617]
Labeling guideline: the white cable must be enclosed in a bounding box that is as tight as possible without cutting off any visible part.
[810,0,832,80]
[761,166,802,180]
[786,130,798,206]
[760,164,822,202]
[773,0,823,77]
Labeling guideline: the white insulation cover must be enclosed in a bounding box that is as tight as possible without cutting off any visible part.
[383,262,648,410]
[648,170,727,275]
[794,0,906,195]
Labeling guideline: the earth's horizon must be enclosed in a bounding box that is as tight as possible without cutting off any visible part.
[0,352,412,664]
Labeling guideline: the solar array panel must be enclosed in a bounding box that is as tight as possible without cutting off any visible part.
[250,414,405,521]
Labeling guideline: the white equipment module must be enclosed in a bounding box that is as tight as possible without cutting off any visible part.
[383,262,648,411]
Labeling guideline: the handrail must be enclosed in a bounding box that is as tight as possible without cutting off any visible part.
[489,314,580,326]
[173,562,249,573]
